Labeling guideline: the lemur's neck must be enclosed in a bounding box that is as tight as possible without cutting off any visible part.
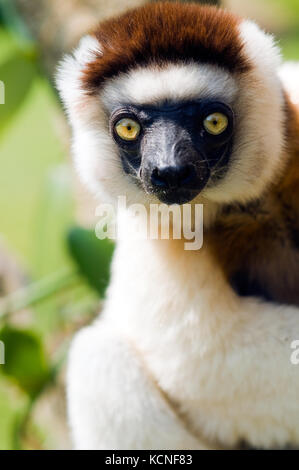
[107,235,239,348]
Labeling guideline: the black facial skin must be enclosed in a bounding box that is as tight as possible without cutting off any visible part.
[110,99,234,205]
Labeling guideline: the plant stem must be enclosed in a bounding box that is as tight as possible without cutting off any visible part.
[12,397,35,450]
[0,268,80,319]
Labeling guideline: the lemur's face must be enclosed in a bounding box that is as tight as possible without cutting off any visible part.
[109,99,234,205]
[57,3,285,211]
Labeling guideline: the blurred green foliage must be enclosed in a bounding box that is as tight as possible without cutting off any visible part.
[0,7,114,449]
[0,326,51,399]
[68,228,115,297]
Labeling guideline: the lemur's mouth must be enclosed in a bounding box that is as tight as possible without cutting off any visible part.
[154,188,202,205]
[147,162,210,205]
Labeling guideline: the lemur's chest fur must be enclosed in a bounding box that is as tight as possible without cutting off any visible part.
[208,150,299,306]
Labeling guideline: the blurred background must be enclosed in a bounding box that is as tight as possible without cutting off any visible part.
[0,0,298,450]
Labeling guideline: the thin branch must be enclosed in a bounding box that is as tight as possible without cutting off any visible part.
[0,268,80,319]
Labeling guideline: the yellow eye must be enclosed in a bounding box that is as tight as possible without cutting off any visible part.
[115,118,141,141]
[203,112,228,135]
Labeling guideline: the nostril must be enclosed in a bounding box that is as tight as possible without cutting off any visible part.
[178,165,195,185]
[151,167,168,188]
[151,165,196,189]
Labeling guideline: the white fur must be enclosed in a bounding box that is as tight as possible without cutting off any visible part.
[68,322,210,449]
[101,63,238,108]
[279,62,299,105]
[57,18,299,449]
[56,35,101,126]
[69,236,299,449]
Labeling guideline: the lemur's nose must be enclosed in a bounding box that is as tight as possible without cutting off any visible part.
[151,164,196,190]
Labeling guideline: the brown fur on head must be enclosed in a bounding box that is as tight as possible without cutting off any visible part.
[83,3,250,93]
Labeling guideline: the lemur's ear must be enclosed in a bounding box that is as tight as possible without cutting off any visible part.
[55,35,101,118]
[239,20,281,78]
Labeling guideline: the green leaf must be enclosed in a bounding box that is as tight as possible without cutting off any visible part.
[0,326,51,398]
[67,227,114,297]
[0,53,36,132]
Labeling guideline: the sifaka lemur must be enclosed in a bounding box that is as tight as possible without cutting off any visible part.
[57,3,299,449]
